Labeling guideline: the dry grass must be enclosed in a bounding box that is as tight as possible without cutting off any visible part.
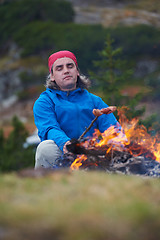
[0,170,160,240]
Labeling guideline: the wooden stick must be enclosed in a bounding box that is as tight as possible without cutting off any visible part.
[78,116,99,141]
[78,106,117,141]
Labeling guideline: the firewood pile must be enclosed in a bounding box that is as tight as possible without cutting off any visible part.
[53,139,160,178]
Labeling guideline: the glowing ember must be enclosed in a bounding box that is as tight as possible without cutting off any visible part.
[70,107,160,170]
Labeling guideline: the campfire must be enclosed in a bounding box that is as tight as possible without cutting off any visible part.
[55,106,160,177]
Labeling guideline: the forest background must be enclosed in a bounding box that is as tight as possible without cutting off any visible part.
[0,0,160,171]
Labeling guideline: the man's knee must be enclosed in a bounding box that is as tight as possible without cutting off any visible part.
[35,140,62,169]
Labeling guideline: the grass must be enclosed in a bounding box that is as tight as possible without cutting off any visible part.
[0,169,160,240]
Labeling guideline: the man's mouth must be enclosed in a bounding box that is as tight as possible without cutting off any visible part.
[64,75,72,80]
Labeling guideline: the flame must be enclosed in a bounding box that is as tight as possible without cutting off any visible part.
[70,106,160,170]
[70,155,87,170]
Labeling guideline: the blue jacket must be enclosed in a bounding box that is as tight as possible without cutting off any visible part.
[33,88,119,151]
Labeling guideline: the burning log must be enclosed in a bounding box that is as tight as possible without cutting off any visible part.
[126,142,157,161]
[65,139,160,177]
[67,139,156,162]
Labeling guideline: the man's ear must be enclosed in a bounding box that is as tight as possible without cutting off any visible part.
[50,74,55,81]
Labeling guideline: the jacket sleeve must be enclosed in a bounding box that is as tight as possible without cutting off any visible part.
[33,97,70,151]
[91,94,121,133]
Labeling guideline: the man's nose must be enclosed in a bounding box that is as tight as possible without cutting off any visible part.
[63,65,69,73]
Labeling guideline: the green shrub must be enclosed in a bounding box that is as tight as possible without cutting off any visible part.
[19,70,46,87]
[13,22,160,72]
[0,0,74,24]
[0,116,35,172]
[13,21,106,72]
[13,21,58,56]
[52,23,106,72]
[0,0,74,46]
[144,69,160,101]
[109,25,160,59]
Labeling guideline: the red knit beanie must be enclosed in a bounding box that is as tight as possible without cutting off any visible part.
[48,50,78,73]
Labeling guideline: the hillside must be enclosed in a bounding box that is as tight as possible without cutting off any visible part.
[72,3,160,27]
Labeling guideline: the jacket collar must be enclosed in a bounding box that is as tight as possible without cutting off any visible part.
[47,87,83,96]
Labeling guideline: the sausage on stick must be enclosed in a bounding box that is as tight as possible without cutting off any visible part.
[78,106,117,141]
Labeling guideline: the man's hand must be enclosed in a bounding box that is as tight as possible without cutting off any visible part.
[63,140,75,162]
[63,140,72,154]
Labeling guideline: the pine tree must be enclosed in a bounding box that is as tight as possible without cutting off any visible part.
[90,35,145,119]
[0,116,35,172]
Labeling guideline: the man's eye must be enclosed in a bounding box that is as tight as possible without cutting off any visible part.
[68,64,74,68]
[57,67,63,71]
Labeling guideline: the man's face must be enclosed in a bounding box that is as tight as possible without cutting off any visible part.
[51,57,79,91]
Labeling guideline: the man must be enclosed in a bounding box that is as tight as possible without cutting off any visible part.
[33,50,120,169]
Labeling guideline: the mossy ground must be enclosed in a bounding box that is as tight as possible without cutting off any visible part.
[0,170,160,240]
